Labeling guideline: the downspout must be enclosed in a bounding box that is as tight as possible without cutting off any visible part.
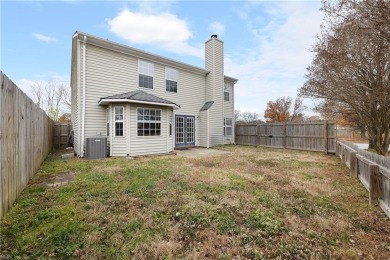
[207,109,210,148]
[81,35,87,157]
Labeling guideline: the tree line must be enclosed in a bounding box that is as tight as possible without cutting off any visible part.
[238,0,389,155]
[300,0,390,155]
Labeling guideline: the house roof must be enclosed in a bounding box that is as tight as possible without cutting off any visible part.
[98,90,181,109]
[73,31,238,82]
[200,101,214,111]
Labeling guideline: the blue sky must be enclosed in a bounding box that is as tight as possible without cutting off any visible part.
[1,0,323,118]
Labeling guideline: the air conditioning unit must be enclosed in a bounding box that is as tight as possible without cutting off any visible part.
[85,137,107,159]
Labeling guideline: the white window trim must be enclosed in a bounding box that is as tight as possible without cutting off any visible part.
[224,82,231,101]
[165,67,178,93]
[136,107,163,137]
[138,59,154,89]
[224,117,233,136]
[106,108,110,137]
[114,106,124,137]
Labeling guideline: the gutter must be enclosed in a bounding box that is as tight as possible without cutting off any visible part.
[98,99,181,110]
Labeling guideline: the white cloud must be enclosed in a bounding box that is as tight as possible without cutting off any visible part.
[106,9,203,58]
[32,33,57,43]
[209,21,225,36]
[15,78,36,99]
[227,2,323,116]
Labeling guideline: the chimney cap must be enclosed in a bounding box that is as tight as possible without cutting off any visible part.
[211,34,218,38]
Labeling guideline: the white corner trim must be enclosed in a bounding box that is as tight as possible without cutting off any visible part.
[81,35,87,157]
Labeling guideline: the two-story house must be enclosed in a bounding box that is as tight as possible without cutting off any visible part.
[71,32,237,157]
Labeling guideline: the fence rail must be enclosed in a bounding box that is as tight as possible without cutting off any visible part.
[0,71,54,218]
[336,139,390,219]
[235,121,336,153]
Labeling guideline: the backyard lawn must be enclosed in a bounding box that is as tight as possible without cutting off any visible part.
[1,145,389,259]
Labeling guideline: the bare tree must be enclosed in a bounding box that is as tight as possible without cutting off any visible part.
[235,110,241,121]
[300,0,390,155]
[30,81,44,109]
[30,81,71,121]
[241,111,259,123]
[314,100,366,138]
[290,96,305,122]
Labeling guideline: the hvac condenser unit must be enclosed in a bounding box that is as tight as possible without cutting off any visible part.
[85,137,107,159]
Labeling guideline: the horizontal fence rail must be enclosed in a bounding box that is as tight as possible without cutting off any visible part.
[0,71,54,218]
[336,139,390,219]
[235,121,336,154]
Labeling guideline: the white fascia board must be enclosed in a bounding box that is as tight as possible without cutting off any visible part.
[224,75,238,83]
[98,99,180,110]
[76,32,209,76]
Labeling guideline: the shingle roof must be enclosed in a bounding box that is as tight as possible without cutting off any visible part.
[200,101,214,111]
[99,90,180,108]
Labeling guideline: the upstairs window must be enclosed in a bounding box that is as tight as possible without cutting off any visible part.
[224,118,232,136]
[139,60,154,89]
[224,82,231,101]
[166,67,178,93]
[114,107,124,136]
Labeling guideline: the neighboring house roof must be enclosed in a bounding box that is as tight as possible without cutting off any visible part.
[200,101,214,111]
[73,31,238,82]
[98,90,181,109]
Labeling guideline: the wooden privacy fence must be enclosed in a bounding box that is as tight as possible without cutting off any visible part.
[53,122,72,149]
[235,121,336,153]
[0,71,54,218]
[337,139,390,218]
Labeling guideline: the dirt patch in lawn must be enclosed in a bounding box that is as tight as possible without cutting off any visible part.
[32,171,76,188]
[1,145,389,259]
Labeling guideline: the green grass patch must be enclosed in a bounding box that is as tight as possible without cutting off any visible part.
[1,146,388,259]
[245,211,286,236]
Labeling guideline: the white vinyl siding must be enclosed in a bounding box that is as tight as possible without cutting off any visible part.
[130,105,170,156]
[223,80,235,144]
[205,38,224,146]
[199,110,209,147]
[70,36,80,154]
[74,35,233,156]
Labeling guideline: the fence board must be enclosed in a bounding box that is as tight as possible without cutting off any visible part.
[0,71,54,218]
[337,139,390,219]
[236,121,336,153]
[53,122,72,149]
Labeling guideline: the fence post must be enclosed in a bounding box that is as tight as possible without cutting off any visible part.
[283,123,287,149]
[369,164,382,206]
[350,152,358,178]
[324,120,328,154]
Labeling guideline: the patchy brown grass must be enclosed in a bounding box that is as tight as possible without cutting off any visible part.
[1,145,390,259]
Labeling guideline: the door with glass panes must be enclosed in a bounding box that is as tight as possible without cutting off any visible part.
[175,115,195,147]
